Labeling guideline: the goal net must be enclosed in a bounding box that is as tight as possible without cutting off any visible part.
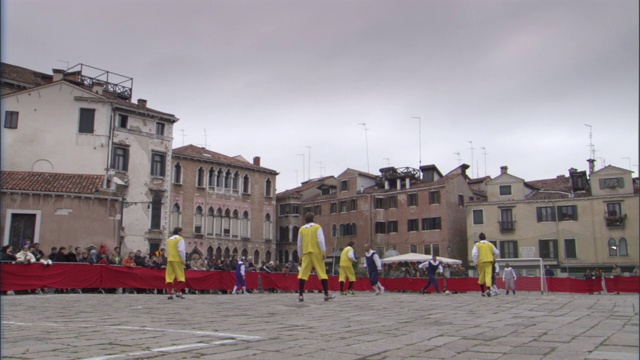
[495,258,547,294]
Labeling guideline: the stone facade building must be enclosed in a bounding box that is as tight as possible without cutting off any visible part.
[169,145,278,264]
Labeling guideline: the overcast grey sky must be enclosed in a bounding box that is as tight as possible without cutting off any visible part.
[2,0,638,192]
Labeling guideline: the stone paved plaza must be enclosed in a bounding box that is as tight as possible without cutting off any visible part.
[1,291,638,359]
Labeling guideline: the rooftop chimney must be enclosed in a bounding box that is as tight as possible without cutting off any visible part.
[587,159,596,176]
[137,99,147,109]
[253,156,261,166]
[92,82,104,95]
[52,69,65,81]
[500,166,508,175]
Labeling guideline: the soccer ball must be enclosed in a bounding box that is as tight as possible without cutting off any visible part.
[444,290,451,295]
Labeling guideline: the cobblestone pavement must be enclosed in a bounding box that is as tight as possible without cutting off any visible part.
[1,291,638,360]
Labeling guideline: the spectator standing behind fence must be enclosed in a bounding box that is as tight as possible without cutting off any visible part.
[364,244,385,295]
[339,240,357,295]
[611,264,621,278]
[418,255,443,294]
[544,266,555,277]
[2,245,17,262]
[165,227,186,300]
[297,212,334,302]
[122,252,136,267]
[15,245,36,264]
[190,254,207,270]
[503,263,517,295]
[31,243,44,262]
[472,232,500,297]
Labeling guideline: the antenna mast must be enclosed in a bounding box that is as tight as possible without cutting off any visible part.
[585,124,595,159]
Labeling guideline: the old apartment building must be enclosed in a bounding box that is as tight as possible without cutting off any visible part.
[466,163,639,276]
[1,63,179,253]
[170,145,278,264]
[276,164,479,268]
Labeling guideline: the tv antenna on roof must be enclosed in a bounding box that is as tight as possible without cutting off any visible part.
[454,152,461,165]
[585,124,595,159]
[57,60,70,71]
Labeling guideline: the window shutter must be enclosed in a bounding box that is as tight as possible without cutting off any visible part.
[599,178,605,189]
[617,177,625,188]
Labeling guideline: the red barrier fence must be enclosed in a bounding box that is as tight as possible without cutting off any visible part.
[1,264,638,293]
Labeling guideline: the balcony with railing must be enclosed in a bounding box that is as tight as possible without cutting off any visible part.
[605,212,627,228]
[498,220,516,233]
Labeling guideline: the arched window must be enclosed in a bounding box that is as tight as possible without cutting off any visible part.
[173,163,182,184]
[264,213,272,240]
[241,211,250,238]
[241,248,248,258]
[608,238,618,256]
[206,207,214,235]
[216,208,223,236]
[233,171,239,191]
[196,167,205,187]
[265,250,272,263]
[284,250,290,263]
[171,203,181,230]
[242,175,250,193]
[265,178,272,197]
[208,167,215,188]
[253,250,260,265]
[225,169,232,189]
[150,193,162,230]
[291,226,299,242]
[194,206,203,234]
[339,224,345,237]
[223,209,231,237]
[352,223,357,236]
[216,169,224,187]
[619,238,628,256]
[292,250,299,263]
[231,210,239,238]
[332,224,337,238]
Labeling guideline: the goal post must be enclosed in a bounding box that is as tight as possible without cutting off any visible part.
[495,258,547,294]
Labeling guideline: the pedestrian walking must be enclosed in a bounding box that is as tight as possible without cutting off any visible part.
[364,244,385,295]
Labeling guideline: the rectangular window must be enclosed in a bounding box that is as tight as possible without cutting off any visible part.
[330,203,337,214]
[79,108,95,133]
[388,196,397,208]
[387,221,398,233]
[458,194,464,207]
[410,244,417,253]
[500,208,515,231]
[374,222,386,234]
[374,197,385,209]
[499,185,512,196]
[539,239,558,259]
[155,122,165,136]
[557,205,578,221]
[500,240,518,258]
[422,217,442,230]
[432,244,440,257]
[603,178,620,189]
[349,199,357,211]
[564,239,577,259]
[536,206,556,222]
[472,209,484,225]
[151,152,166,177]
[606,203,622,217]
[407,219,419,232]
[4,111,18,129]
[314,205,321,216]
[408,193,418,207]
[423,245,431,255]
[429,191,441,205]
[117,114,128,128]
[340,179,348,192]
[303,206,312,214]
[112,146,129,171]
[339,201,348,213]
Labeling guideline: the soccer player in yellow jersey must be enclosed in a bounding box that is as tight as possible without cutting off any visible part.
[297,212,334,302]
[165,227,186,300]
[339,241,357,295]
[472,232,500,297]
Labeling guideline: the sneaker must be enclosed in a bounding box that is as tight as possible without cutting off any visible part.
[231,291,237,295]
[176,293,185,299]
[298,295,304,302]
[324,294,335,301]
[167,295,174,300]
[481,292,486,297]
[486,290,491,297]
[375,291,380,296]
[348,289,355,295]
[379,288,384,295]
[341,291,348,295]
